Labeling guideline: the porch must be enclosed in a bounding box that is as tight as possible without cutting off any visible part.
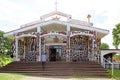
[13,31,101,63]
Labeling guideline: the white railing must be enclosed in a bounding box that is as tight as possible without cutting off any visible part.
[103,58,114,76]
[112,62,120,69]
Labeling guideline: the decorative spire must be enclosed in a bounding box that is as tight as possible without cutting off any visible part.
[55,0,58,11]
[87,14,91,23]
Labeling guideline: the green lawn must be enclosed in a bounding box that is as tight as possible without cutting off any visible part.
[107,69,120,80]
[0,73,25,80]
[0,69,120,80]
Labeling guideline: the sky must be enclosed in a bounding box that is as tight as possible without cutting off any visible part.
[0,0,120,49]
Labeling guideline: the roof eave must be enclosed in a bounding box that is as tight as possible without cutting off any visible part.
[4,20,109,38]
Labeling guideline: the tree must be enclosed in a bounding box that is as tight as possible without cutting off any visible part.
[100,42,109,49]
[112,23,120,49]
[0,30,13,67]
[113,54,120,62]
[0,30,13,55]
[0,54,13,67]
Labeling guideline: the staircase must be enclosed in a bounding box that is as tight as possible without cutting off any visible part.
[0,61,109,77]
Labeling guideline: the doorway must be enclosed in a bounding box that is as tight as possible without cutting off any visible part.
[49,48,56,61]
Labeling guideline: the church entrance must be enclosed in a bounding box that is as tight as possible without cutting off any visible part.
[49,48,56,61]
[49,45,62,61]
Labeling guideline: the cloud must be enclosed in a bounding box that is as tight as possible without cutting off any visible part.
[0,0,120,48]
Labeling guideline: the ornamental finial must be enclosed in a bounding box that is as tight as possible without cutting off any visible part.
[87,14,91,23]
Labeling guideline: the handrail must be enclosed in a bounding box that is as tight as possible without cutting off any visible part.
[103,58,114,76]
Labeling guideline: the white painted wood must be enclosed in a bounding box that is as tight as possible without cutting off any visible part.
[39,36,41,61]
[40,11,71,19]
[40,32,66,37]
[101,49,120,65]
[37,26,41,61]
[15,37,19,61]
[37,26,41,32]
[23,38,25,59]
[4,20,109,39]
[92,36,95,61]
[16,34,37,39]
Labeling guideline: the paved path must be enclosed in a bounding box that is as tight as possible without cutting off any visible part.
[20,76,115,80]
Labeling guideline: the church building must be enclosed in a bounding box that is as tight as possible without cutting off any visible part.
[4,11,109,63]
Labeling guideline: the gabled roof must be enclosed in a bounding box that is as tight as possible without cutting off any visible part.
[4,11,109,39]
[20,11,72,28]
[40,11,72,20]
[4,20,109,38]
[19,11,93,29]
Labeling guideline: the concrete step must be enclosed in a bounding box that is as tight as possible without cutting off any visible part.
[0,61,109,77]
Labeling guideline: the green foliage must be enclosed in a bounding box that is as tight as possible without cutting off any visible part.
[107,69,120,80]
[113,54,120,62]
[0,30,13,55]
[0,30,13,67]
[112,23,120,49]
[100,42,109,49]
[0,54,13,67]
[0,73,25,80]
[71,74,81,79]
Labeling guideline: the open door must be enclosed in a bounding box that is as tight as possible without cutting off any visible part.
[49,48,56,61]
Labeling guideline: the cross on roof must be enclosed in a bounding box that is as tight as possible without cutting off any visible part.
[55,0,58,11]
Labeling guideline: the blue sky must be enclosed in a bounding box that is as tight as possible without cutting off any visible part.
[0,0,120,49]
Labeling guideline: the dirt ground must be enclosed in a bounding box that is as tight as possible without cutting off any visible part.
[20,76,114,80]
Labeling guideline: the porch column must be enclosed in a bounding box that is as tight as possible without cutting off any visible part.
[23,38,25,59]
[39,36,41,61]
[66,23,70,62]
[15,34,19,61]
[92,31,96,61]
[92,36,95,61]
[37,26,41,61]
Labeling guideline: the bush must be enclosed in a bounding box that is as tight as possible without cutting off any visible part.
[0,54,13,67]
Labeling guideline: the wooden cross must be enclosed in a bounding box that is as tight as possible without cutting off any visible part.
[55,0,58,11]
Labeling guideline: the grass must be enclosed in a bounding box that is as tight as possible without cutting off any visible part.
[0,69,119,80]
[107,69,120,80]
[0,73,25,80]
[71,74,82,78]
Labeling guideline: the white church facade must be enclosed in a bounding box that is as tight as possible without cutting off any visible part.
[4,11,109,63]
